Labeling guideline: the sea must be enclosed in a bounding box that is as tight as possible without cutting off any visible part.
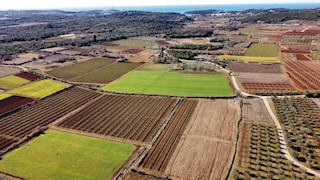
[63,3,320,13]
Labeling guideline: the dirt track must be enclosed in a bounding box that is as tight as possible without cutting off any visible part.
[166,99,240,180]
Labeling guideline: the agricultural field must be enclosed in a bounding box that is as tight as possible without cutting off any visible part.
[242,98,273,124]
[0,96,34,115]
[0,93,11,101]
[165,99,240,180]
[71,62,141,84]
[15,72,41,81]
[0,87,101,154]
[244,43,279,57]
[0,130,136,180]
[285,61,320,91]
[228,62,282,73]
[139,99,198,174]
[47,58,116,80]
[8,79,70,98]
[113,39,156,49]
[233,122,316,179]
[272,97,320,170]
[239,27,258,34]
[102,71,234,97]
[56,95,178,144]
[0,67,21,77]
[0,75,30,90]
[136,63,172,71]
[218,55,280,63]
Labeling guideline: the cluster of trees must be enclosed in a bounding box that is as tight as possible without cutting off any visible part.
[241,8,320,23]
[167,29,213,38]
[179,63,219,72]
[168,50,197,60]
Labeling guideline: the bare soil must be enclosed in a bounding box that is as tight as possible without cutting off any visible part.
[0,67,21,77]
[242,98,273,124]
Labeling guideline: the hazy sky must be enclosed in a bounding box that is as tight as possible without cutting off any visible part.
[1,0,319,10]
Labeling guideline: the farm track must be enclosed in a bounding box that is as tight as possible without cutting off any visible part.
[56,95,178,143]
[0,87,100,154]
[139,99,198,172]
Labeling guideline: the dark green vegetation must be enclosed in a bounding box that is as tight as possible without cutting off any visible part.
[0,11,191,60]
[241,8,320,23]
[0,130,136,180]
[171,44,223,50]
[168,50,197,60]
[167,29,213,38]
[273,97,320,170]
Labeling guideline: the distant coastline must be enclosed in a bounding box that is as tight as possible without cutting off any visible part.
[60,3,320,13]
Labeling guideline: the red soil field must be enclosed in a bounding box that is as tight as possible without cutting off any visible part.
[296,54,311,61]
[156,40,171,45]
[57,95,178,143]
[139,99,198,173]
[15,72,41,81]
[281,49,310,54]
[121,48,145,54]
[267,35,282,42]
[228,62,282,74]
[0,87,100,152]
[285,61,320,90]
[0,96,34,115]
[284,31,320,36]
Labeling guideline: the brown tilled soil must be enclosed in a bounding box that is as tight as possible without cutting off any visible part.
[122,48,145,54]
[235,72,291,84]
[165,99,240,180]
[228,62,282,74]
[0,67,21,77]
[242,98,273,124]
[123,172,159,180]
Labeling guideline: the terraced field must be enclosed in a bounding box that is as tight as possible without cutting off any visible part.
[57,95,178,144]
[8,79,70,98]
[0,130,136,180]
[103,71,234,97]
[0,87,100,154]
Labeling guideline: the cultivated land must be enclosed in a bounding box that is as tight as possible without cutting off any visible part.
[56,95,178,144]
[242,98,273,124]
[0,75,30,90]
[218,55,280,63]
[0,87,100,154]
[71,62,141,84]
[103,71,234,97]
[15,72,41,81]
[8,79,69,98]
[166,99,240,180]
[245,43,279,57]
[0,93,11,101]
[47,58,116,80]
[136,63,172,71]
[0,96,34,115]
[0,130,136,180]
[0,67,21,77]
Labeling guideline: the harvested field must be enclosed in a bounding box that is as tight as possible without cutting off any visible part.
[139,100,198,173]
[8,79,70,98]
[113,39,155,49]
[235,73,291,84]
[0,96,34,115]
[128,50,152,63]
[71,62,141,84]
[0,130,136,180]
[285,61,320,90]
[245,43,279,57]
[218,55,280,63]
[0,87,100,153]
[121,48,145,54]
[242,98,273,124]
[48,58,116,80]
[103,71,234,97]
[165,99,240,180]
[233,122,316,180]
[0,67,21,77]
[57,95,178,144]
[0,75,30,90]
[228,62,282,73]
[14,72,41,81]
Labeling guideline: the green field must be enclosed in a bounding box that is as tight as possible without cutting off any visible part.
[0,75,30,90]
[217,55,280,63]
[9,79,69,98]
[71,62,141,84]
[0,93,12,101]
[102,71,234,97]
[136,63,172,71]
[245,43,279,57]
[48,58,115,80]
[0,130,136,180]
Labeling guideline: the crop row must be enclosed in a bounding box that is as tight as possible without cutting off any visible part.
[139,99,198,172]
[0,87,100,147]
[0,96,34,116]
[57,95,178,143]
[234,122,316,180]
[273,97,320,170]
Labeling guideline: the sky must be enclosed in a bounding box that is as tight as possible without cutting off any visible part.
[0,0,319,10]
